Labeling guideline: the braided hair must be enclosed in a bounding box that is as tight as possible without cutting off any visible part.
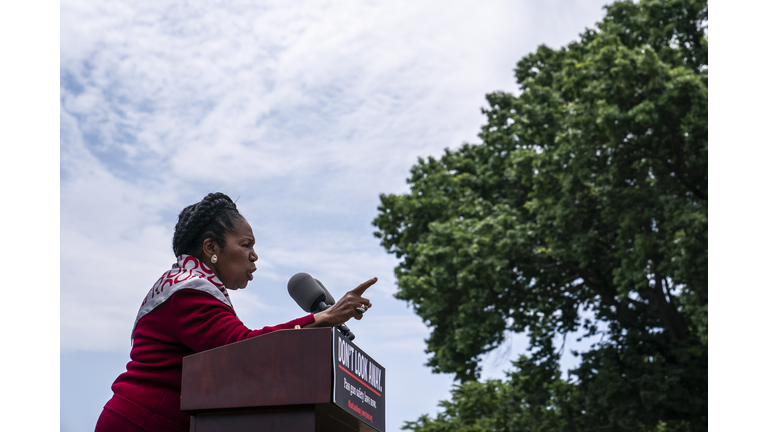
[172,192,244,258]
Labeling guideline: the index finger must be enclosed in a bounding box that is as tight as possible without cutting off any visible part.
[351,277,378,296]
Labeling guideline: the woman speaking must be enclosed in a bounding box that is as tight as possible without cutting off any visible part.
[95,192,376,432]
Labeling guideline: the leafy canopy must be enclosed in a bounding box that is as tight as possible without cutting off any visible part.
[373,0,707,430]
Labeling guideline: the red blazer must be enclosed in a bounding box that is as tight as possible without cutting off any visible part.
[97,289,315,432]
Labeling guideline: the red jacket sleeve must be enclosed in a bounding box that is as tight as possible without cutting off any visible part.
[170,289,315,353]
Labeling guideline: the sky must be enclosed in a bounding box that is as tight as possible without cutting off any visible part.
[57,1,615,430]
[0,0,754,430]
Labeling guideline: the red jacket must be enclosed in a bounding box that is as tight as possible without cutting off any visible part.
[99,289,315,431]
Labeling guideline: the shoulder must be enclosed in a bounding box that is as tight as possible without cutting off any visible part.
[171,287,231,309]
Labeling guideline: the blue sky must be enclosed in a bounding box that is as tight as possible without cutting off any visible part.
[44,0,737,431]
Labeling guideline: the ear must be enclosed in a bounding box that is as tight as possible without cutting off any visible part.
[201,237,220,262]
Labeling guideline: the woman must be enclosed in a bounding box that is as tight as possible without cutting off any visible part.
[94,192,375,432]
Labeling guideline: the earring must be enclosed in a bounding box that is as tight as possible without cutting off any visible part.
[211,254,218,264]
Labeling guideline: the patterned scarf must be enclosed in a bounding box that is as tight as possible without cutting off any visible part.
[131,254,235,343]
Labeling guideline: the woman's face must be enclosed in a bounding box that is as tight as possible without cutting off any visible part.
[214,218,258,290]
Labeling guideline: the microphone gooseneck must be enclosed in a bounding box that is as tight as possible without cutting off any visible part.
[314,300,355,341]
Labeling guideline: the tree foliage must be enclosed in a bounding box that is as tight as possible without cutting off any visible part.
[372,0,707,430]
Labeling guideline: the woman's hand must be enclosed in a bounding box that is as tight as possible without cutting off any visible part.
[305,277,377,328]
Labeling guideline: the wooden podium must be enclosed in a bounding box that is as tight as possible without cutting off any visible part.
[181,327,384,432]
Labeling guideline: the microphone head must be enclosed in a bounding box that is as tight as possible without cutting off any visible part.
[315,278,335,305]
[287,272,326,313]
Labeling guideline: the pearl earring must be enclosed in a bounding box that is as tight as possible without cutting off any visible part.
[211,254,218,264]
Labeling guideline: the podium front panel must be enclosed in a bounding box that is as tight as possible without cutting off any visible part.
[181,328,334,411]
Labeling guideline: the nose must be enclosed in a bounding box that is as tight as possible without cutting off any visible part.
[251,251,258,262]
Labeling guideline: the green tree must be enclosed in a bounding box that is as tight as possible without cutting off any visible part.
[372,0,707,430]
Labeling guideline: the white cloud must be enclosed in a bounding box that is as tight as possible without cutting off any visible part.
[62,0,606,194]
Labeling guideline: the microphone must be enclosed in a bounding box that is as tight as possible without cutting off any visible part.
[287,273,355,340]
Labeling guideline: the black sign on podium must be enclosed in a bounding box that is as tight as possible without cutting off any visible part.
[332,327,386,432]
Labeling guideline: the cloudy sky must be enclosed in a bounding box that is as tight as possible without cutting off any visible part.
[0,0,759,430]
[54,0,639,430]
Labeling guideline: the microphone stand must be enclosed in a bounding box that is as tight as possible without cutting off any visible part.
[316,301,355,341]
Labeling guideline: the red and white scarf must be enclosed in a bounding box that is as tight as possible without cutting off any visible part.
[131,254,235,342]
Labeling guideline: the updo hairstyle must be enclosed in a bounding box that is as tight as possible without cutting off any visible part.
[172,192,244,258]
